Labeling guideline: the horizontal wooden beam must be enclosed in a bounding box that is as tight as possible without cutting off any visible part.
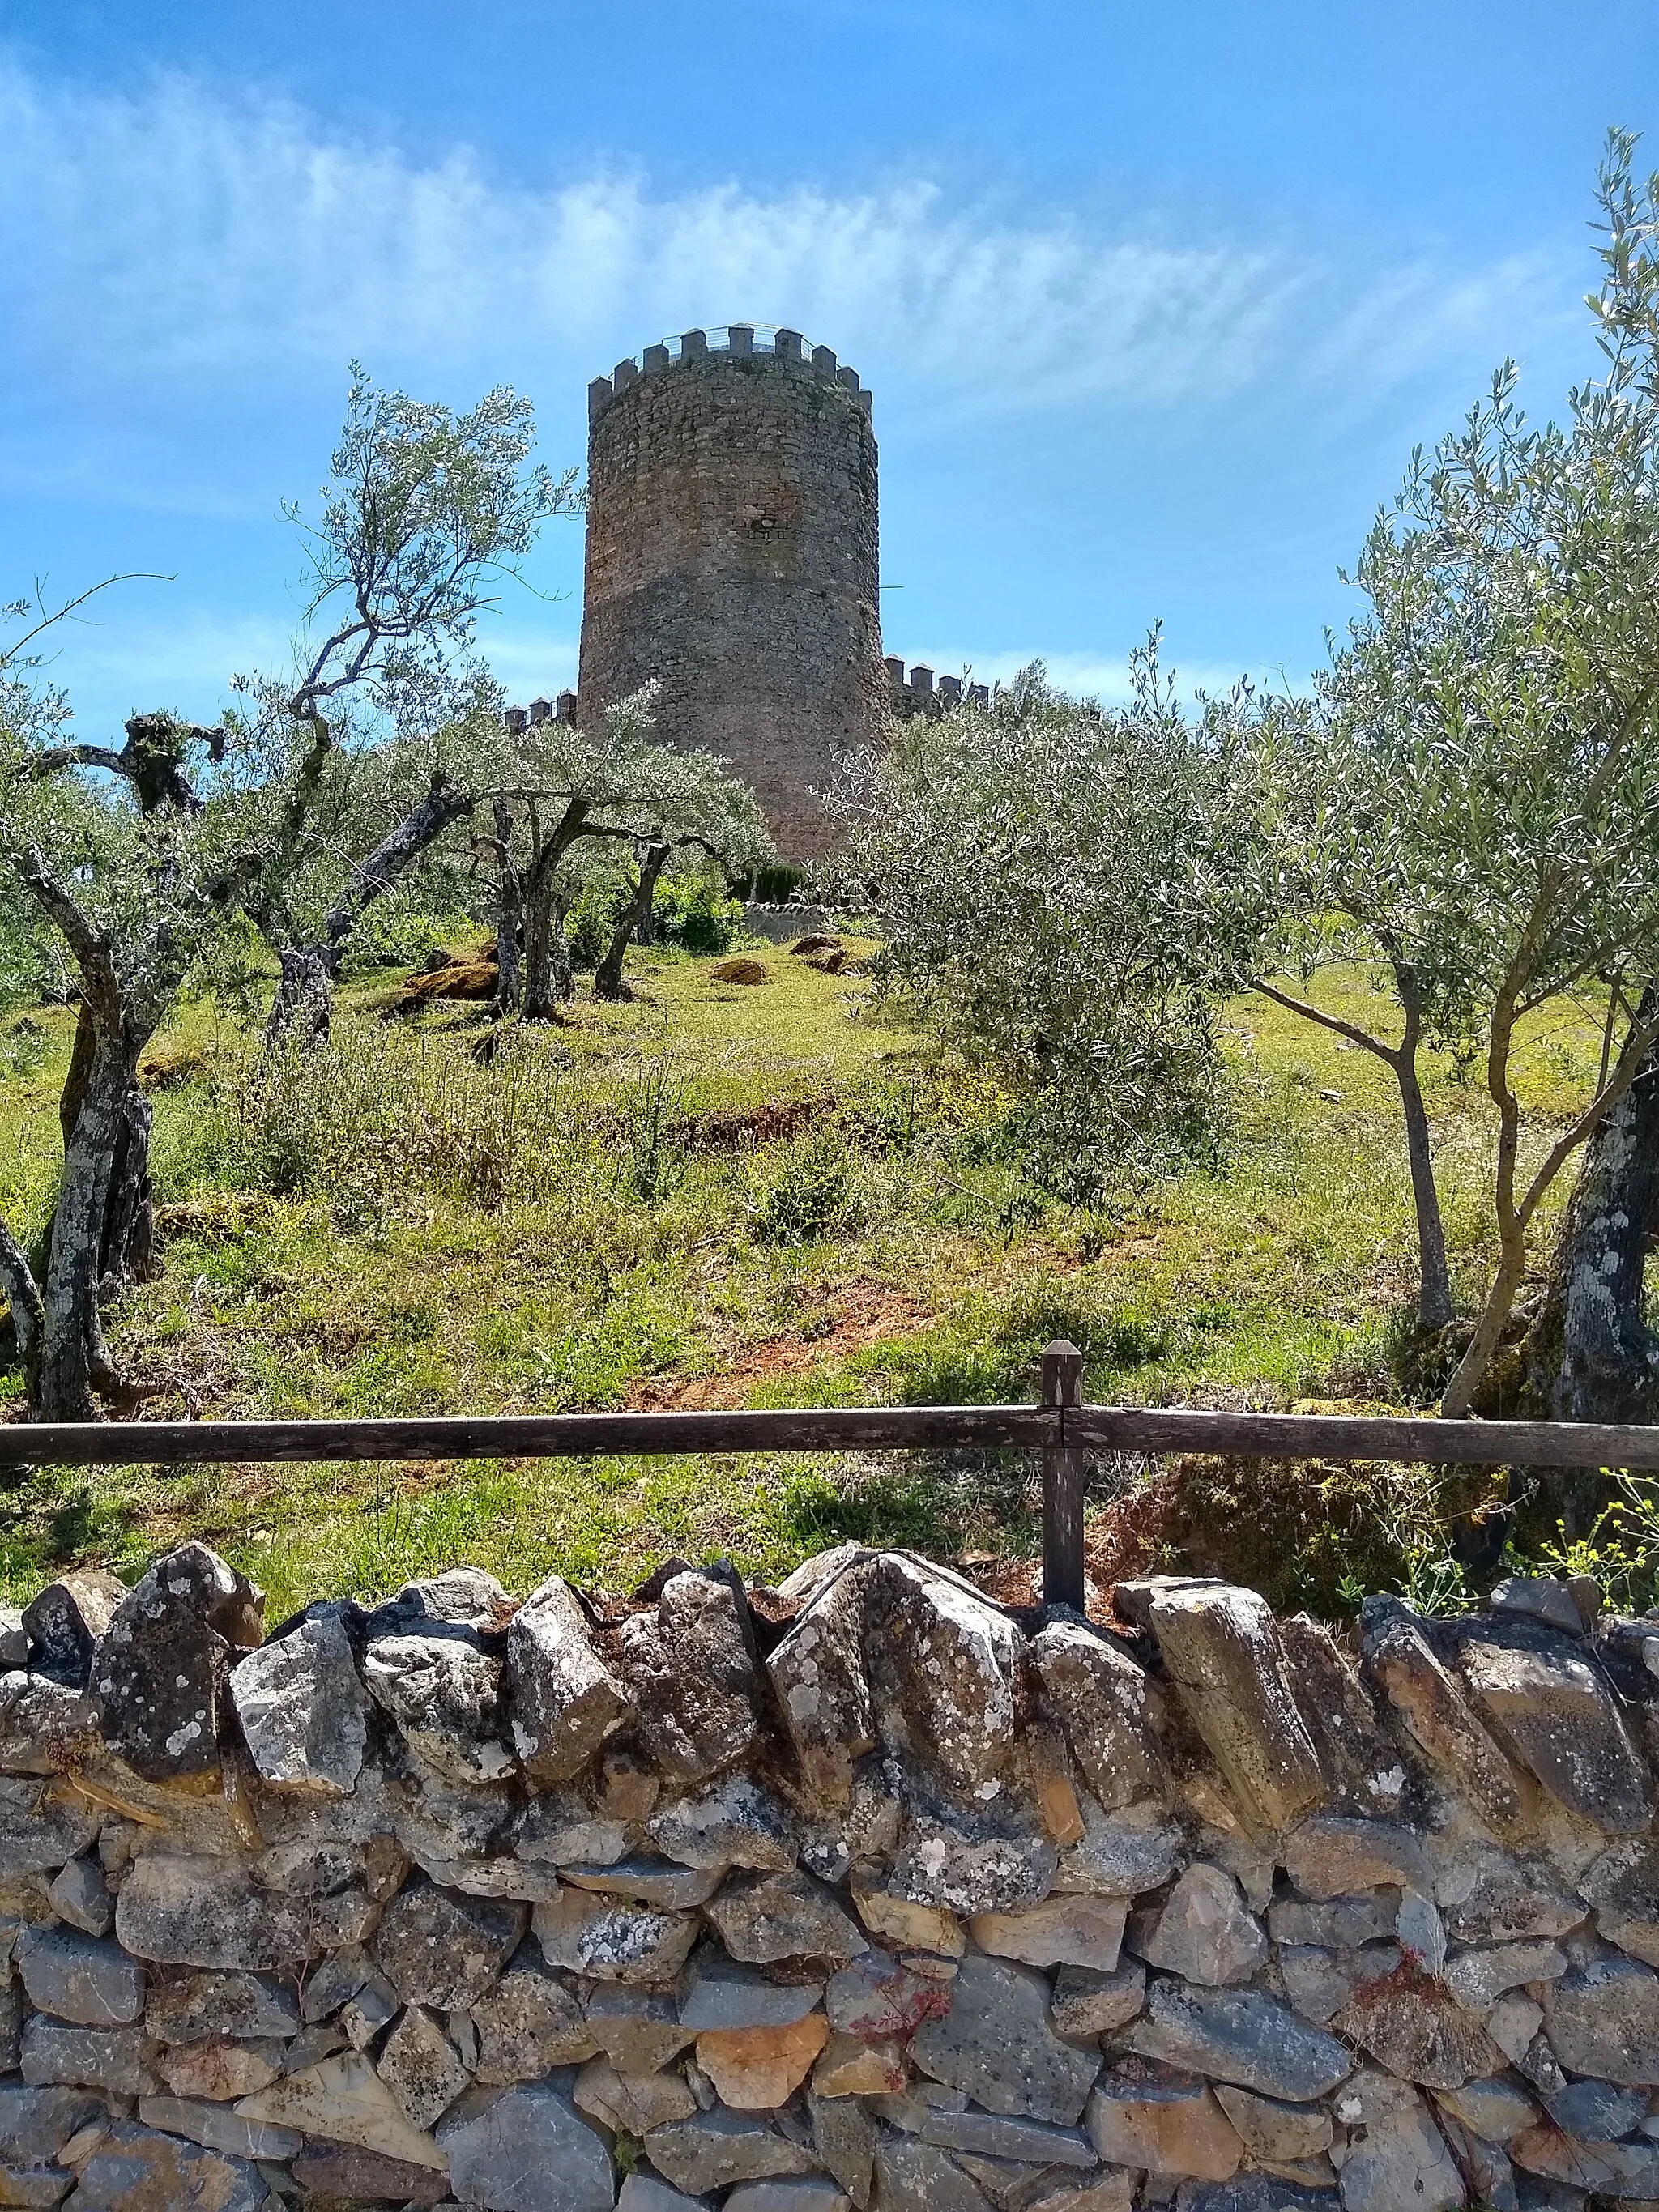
[0,1401,1656,1473]
[1068,1404,1659,1471]
[0,1404,1056,1469]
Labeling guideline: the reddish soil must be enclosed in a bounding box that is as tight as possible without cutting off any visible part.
[626,1280,936,1410]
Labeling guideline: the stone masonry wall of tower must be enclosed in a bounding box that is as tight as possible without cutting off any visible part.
[577,328,885,863]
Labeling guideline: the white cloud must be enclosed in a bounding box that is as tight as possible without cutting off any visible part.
[0,58,1567,428]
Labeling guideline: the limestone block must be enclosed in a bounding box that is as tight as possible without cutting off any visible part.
[1334,1967,1504,2089]
[0,2086,103,2167]
[678,1951,825,2031]
[650,1774,799,1870]
[0,1779,99,1882]
[1541,1955,1659,2084]
[1049,1960,1147,2039]
[824,1954,952,2043]
[969,1894,1128,1972]
[1281,1814,1429,1899]
[809,2090,877,2210]
[1052,1797,1181,1899]
[377,2003,471,2131]
[91,1542,262,1782]
[872,2135,994,2210]
[885,1809,1058,1917]
[642,2108,821,2197]
[582,1984,693,2074]
[361,1630,514,1787]
[1135,1862,1265,1986]
[437,2079,615,2210]
[154,2037,283,2099]
[811,2031,906,2096]
[505,1573,634,1784]
[15,1928,142,2028]
[908,1954,1101,2126]
[1578,1836,1659,1967]
[620,1570,762,1782]
[1441,1939,1567,2012]
[44,1856,112,1939]
[1331,2090,1464,2212]
[229,1605,369,1795]
[1030,1618,1164,1811]
[19,2018,153,2097]
[288,2143,452,2204]
[1277,1612,1409,1819]
[22,1569,128,1690]
[1143,1583,1325,1833]
[1121,1978,1353,2101]
[62,2120,269,2211]
[706,1869,868,1963]
[849,1885,963,1956]
[1084,2078,1243,2180]
[115,1852,322,1971]
[374,1877,527,2009]
[143,1967,299,2043]
[1453,1617,1653,1831]
[696,2012,830,2108]
[574,2052,699,2133]
[1213,2083,1333,2161]
[134,2090,301,2161]
[532,1885,698,1984]
[1360,1599,1525,1835]
[766,1563,875,1811]
[236,2048,447,2168]
[861,1554,1021,1794]
[563,1856,725,1909]
[472,1958,598,2081]
[1437,1850,1585,1946]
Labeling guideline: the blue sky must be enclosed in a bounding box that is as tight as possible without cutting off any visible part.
[2,2,1653,735]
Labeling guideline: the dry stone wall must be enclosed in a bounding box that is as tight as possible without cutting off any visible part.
[0,1544,1655,2211]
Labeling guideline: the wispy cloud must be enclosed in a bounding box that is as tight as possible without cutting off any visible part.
[0,58,1569,430]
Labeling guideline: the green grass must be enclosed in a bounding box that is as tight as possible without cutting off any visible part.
[0,940,1614,1613]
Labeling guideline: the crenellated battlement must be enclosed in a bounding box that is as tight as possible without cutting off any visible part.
[588,325,872,425]
[886,656,990,718]
[503,693,578,735]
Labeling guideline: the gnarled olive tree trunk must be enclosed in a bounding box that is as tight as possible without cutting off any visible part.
[594,842,671,1001]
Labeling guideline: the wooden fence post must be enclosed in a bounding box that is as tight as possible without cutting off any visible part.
[1041,1337,1086,1610]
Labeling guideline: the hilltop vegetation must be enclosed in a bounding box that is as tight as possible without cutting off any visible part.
[0,925,1641,1620]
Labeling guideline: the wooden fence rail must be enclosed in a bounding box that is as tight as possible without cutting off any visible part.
[3,1340,1654,1609]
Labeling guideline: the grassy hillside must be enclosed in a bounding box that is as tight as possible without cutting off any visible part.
[0,936,1623,1618]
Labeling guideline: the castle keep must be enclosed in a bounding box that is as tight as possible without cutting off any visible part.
[577,327,887,863]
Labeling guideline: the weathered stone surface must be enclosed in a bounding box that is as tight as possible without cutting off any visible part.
[0,2088,100,2170]
[618,2176,713,2212]
[1331,2090,1464,2212]
[153,2038,281,2100]
[1122,1980,1353,2101]
[0,1670,96,1778]
[22,1570,126,1690]
[861,1554,1021,1795]
[362,1630,514,1787]
[1578,1836,1659,1968]
[969,1895,1128,1973]
[515,1791,630,1869]
[90,1543,262,1782]
[1282,1816,1429,1899]
[0,1779,98,1881]
[288,2143,451,2205]
[64,2120,269,2211]
[1213,2083,1333,2162]
[1267,1894,1397,1949]
[143,1968,299,2043]
[697,2012,830,2108]
[15,1929,142,2028]
[564,1856,725,1909]
[1277,1613,1411,1822]
[812,2030,906,2096]
[375,1877,526,2008]
[1512,2124,1659,2198]
[1021,2177,1136,2212]
[810,2091,876,2210]
[1360,1598,1525,1835]
[135,2090,301,2161]
[726,2185,851,2212]
[767,1565,875,1810]
[887,1810,1058,1917]
[1135,1864,1265,1987]
[849,1885,963,1957]
[1053,1800,1181,1899]
[1085,2078,1243,2181]
[1454,1617,1653,1832]
[377,2003,470,2130]
[363,1564,513,1637]
[679,1951,825,2031]
[582,1984,691,2075]
[1334,1965,1504,2088]
[645,2108,820,2196]
[1143,1583,1324,1833]
[1541,1955,1659,2083]
[913,2106,1098,2167]
[228,1605,369,1795]
[20,2018,151,2096]
[115,1853,320,1971]
[1438,1851,1585,1946]
[45,1859,112,1941]
[1543,2074,1648,2139]
[871,2135,992,2211]
[1030,1621,1164,1813]
[472,1957,597,2080]
[650,1775,799,1871]
[1050,1962,1147,2040]
[575,2052,700,2133]
[533,1885,698,1983]
[706,1869,867,1963]
[621,1570,763,1782]
[506,1573,634,1784]
[825,1954,952,2044]
[1278,1941,1403,2030]
[437,2079,615,2211]
[1433,2074,1539,2146]
[910,1954,1101,2125]
[0,2166,70,2209]
[1442,1939,1567,2013]
[1491,1577,1587,1634]
[237,2048,448,2167]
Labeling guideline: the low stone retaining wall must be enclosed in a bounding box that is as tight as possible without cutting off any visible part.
[0,1541,1653,2210]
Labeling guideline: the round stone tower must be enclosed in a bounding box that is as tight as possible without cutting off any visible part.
[577,326,885,862]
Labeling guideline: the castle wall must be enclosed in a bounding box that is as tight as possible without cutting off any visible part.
[578,330,886,863]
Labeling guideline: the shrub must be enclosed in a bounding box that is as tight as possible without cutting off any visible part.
[654,874,744,954]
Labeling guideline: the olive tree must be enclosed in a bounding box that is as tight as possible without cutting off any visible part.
[1255,133,1659,1419]
[238,367,577,1044]
[821,646,1268,1205]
